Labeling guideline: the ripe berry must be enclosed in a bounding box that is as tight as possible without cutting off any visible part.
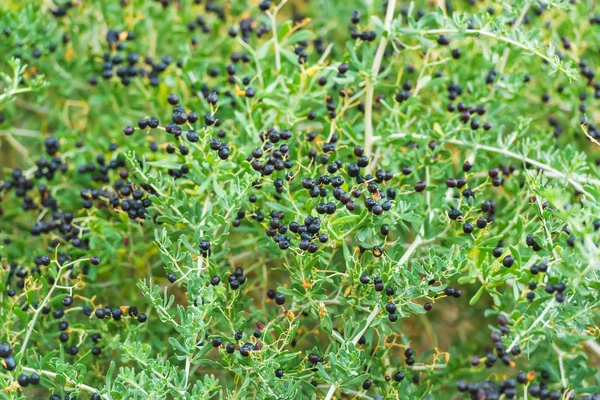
[463,222,474,234]
[308,353,322,364]
[2,356,17,371]
[167,94,180,105]
[502,255,514,267]
[123,126,134,136]
[259,0,271,11]
[275,292,286,305]
[17,374,29,387]
[62,296,73,307]
[437,35,450,45]
[385,303,397,314]
[0,344,11,358]
[29,373,40,385]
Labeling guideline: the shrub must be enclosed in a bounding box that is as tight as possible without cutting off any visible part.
[0,1,599,399]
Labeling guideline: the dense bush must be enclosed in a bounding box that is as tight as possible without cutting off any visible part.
[0,0,599,399]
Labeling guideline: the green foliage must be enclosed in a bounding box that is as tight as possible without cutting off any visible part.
[0,1,599,399]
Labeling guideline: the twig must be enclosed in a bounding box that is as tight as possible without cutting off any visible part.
[507,299,555,352]
[421,28,576,78]
[266,0,289,72]
[388,132,599,196]
[17,257,84,362]
[364,0,397,164]
[552,344,567,389]
[581,123,600,146]
[323,383,339,400]
[584,340,600,357]
[351,304,382,347]
[21,366,110,399]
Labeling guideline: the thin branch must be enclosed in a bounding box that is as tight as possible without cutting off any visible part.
[364,0,397,165]
[421,28,576,79]
[21,366,110,400]
[388,132,599,196]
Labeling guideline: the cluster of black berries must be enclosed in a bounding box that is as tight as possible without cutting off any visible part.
[526,233,543,251]
[5,261,35,296]
[228,15,265,42]
[530,261,548,276]
[0,137,66,216]
[583,121,600,140]
[486,68,499,85]
[265,211,293,251]
[48,1,76,17]
[188,15,214,37]
[5,254,87,298]
[448,102,492,132]
[0,348,42,387]
[266,289,286,305]
[110,180,154,222]
[403,347,416,366]
[16,372,41,388]
[124,93,231,180]
[91,29,173,87]
[446,170,514,234]
[459,366,597,399]
[95,304,147,323]
[5,252,146,365]
[247,128,293,175]
[526,280,567,303]
[348,9,376,42]
[444,286,462,299]
[2,26,64,62]
[199,239,211,257]
[30,216,90,260]
[128,94,228,156]
[470,315,520,372]
[225,267,246,290]
[208,137,231,160]
[0,343,16,371]
[579,60,596,83]
[77,150,126,184]
[457,377,521,399]
[395,81,413,103]
[49,394,101,400]
[211,325,267,358]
